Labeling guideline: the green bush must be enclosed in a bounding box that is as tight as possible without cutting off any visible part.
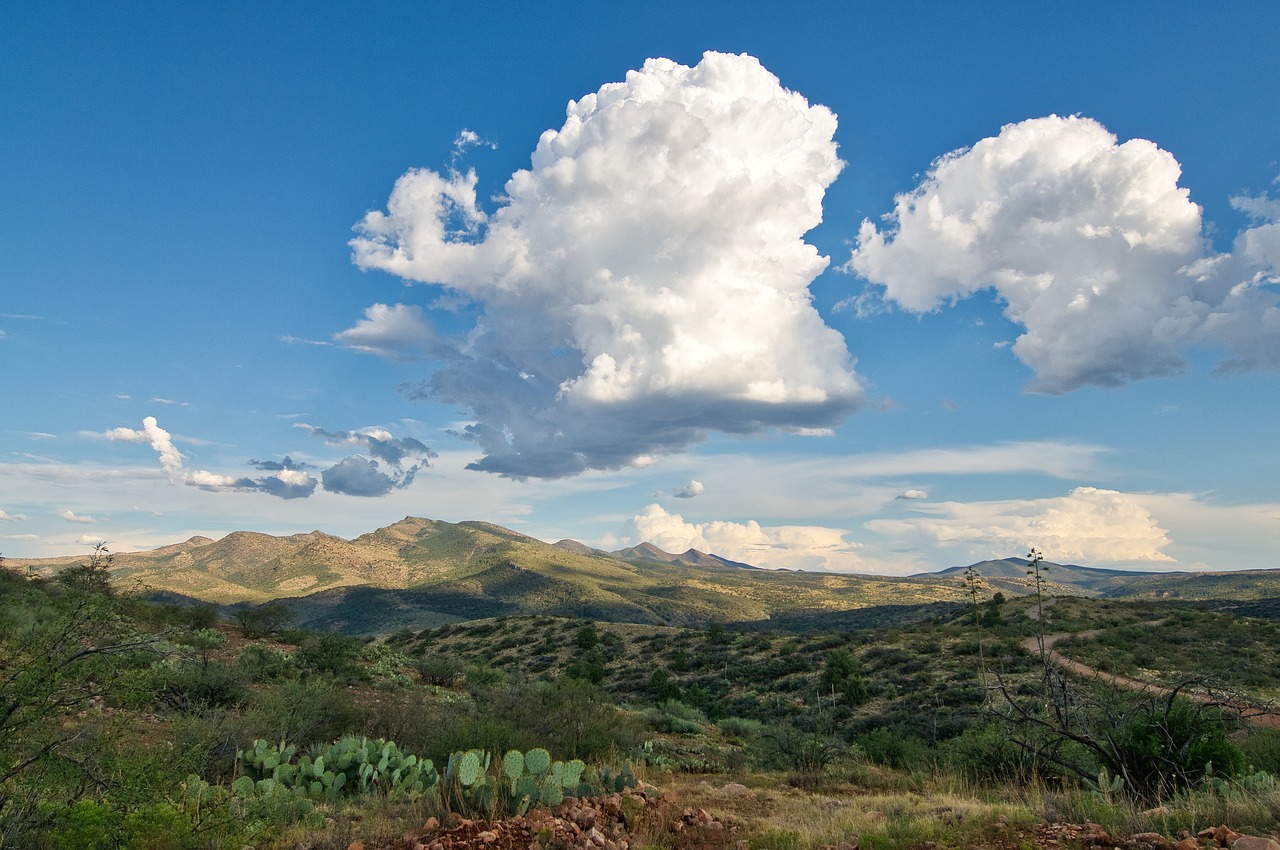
[859,727,932,771]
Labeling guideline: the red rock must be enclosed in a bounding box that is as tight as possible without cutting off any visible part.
[1213,827,1241,846]
[1177,839,1201,850]
[424,817,440,833]
[1231,838,1280,850]
[347,842,365,850]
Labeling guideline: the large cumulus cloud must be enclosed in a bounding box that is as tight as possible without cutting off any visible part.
[864,486,1173,564]
[849,115,1280,392]
[629,503,866,572]
[347,51,864,479]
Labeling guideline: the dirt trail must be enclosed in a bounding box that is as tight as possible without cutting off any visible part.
[1022,629,1280,728]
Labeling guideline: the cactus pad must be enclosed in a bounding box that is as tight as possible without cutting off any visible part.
[503,749,525,780]
[525,747,551,775]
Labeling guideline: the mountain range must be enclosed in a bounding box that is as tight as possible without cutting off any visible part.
[8,517,1280,634]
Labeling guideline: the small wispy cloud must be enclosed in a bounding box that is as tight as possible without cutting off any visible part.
[452,128,496,160]
[59,508,96,524]
[0,509,28,522]
[280,335,334,348]
[896,489,929,500]
[150,398,190,406]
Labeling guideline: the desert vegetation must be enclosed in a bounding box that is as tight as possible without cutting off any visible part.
[1,547,1278,848]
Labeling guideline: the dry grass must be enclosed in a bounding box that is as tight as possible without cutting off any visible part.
[648,770,1041,850]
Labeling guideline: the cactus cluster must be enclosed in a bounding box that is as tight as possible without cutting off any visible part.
[445,747,590,817]
[236,736,438,802]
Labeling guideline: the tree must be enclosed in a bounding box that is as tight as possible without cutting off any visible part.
[0,551,160,831]
[232,602,293,639]
[992,667,1245,802]
[820,649,868,706]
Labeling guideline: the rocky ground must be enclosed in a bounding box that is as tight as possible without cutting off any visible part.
[324,787,1280,850]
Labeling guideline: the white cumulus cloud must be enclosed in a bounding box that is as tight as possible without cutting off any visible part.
[106,417,319,499]
[865,486,1174,564]
[348,51,863,478]
[849,115,1280,392]
[672,479,705,499]
[629,503,865,572]
[0,510,27,522]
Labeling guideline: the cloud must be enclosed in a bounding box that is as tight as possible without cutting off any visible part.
[672,479,705,499]
[0,510,28,522]
[59,509,96,524]
[296,424,436,495]
[333,303,451,361]
[849,116,1280,392]
[319,457,400,497]
[865,486,1174,564]
[629,503,865,571]
[348,51,863,479]
[453,128,496,159]
[896,489,929,500]
[248,456,313,472]
[107,416,320,499]
[106,417,186,481]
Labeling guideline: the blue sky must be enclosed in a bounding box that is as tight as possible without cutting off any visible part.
[2,2,1277,573]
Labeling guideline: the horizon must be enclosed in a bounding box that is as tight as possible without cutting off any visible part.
[2,4,1278,576]
[3,514,1250,579]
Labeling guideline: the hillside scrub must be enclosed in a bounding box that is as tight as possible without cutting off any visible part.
[2,554,1280,847]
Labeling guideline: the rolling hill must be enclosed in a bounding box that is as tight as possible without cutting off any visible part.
[9,517,1278,634]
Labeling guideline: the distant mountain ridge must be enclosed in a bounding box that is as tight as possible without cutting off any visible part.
[8,517,1279,635]
[558,539,759,570]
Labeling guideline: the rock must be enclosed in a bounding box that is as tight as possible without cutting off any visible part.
[423,817,440,833]
[1130,832,1172,849]
[1231,838,1280,850]
[347,842,365,850]
[478,830,498,843]
[1215,827,1243,847]
[1177,838,1201,850]
[721,783,749,795]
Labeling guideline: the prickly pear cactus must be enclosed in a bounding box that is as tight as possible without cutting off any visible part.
[503,749,525,780]
[458,750,482,786]
[525,747,551,775]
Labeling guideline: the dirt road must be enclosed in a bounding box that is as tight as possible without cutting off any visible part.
[1021,630,1280,728]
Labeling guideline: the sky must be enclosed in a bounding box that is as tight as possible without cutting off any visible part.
[2,2,1278,575]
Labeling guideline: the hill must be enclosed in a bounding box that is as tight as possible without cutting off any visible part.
[11,517,973,632]
[12,517,1280,634]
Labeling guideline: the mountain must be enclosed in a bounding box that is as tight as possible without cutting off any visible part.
[10,518,1277,635]
[8,517,971,632]
[608,541,758,570]
[927,558,1280,602]
[922,557,1168,596]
